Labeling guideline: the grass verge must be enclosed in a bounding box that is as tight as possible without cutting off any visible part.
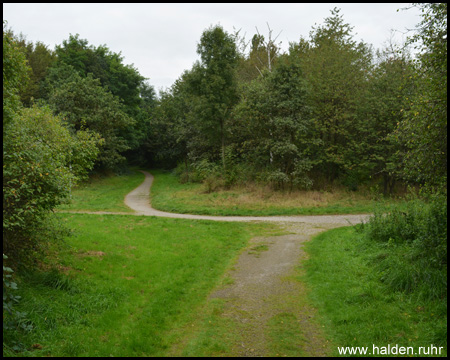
[3,214,278,357]
[56,168,145,213]
[303,226,447,357]
[150,170,404,216]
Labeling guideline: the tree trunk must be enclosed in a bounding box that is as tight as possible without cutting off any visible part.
[221,120,226,171]
[184,156,190,182]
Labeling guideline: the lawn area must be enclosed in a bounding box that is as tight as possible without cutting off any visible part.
[56,168,145,213]
[150,170,405,216]
[7,169,443,357]
[303,226,447,357]
[4,214,279,357]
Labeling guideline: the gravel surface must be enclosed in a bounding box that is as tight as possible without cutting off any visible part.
[123,170,372,225]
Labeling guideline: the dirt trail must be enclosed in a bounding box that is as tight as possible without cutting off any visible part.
[69,170,372,356]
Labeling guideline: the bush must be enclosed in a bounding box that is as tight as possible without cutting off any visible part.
[3,106,100,267]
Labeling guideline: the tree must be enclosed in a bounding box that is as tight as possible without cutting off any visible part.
[15,37,57,106]
[192,25,239,171]
[48,71,134,171]
[361,48,417,194]
[235,25,283,83]
[234,58,314,189]
[298,8,373,183]
[3,21,30,129]
[54,34,146,115]
[124,80,158,166]
[394,3,447,189]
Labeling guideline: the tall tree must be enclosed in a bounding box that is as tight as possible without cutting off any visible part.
[193,25,239,170]
[17,39,56,106]
[234,58,313,189]
[299,8,373,182]
[394,3,447,189]
[48,72,134,171]
[361,48,417,194]
[54,34,146,115]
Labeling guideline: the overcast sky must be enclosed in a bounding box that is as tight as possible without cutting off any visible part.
[4,3,422,93]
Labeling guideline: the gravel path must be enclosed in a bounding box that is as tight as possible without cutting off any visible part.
[123,170,372,225]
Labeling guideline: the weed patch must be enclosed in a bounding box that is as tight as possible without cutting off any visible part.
[151,170,405,216]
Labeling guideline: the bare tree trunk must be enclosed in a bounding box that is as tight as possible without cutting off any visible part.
[255,23,282,75]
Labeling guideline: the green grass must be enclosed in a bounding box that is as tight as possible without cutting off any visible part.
[150,170,405,216]
[56,168,145,213]
[3,214,278,357]
[7,169,441,357]
[303,226,447,357]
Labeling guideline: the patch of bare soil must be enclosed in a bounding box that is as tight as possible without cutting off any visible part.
[77,250,106,257]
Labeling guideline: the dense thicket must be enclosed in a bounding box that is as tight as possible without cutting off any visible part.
[6,6,444,193]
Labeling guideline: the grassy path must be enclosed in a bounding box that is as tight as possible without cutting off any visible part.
[169,222,341,357]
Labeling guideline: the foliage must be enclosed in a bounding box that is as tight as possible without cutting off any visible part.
[236,27,282,83]
[45,34,153,170]
[360,48,417,194]
[234,58,314,190]
[3,105,101,265]
[3,254,32,335]
[54,34,146,112]
[300,8,373,182]
[394,3,447,189]
[359,191,447,299]
[144,84,190,169]
[48,71,132,171]
[192,25,240,170]
[12,34,57,106]
[3,22,30,129]
[6,6,447,194]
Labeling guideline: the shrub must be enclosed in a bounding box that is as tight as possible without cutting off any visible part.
[3,106,100,267]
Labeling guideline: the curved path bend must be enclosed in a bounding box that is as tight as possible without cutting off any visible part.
[123,170,372,225]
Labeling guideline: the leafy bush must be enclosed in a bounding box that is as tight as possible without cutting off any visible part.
[3,105,101,267]
[175,159,224,193]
